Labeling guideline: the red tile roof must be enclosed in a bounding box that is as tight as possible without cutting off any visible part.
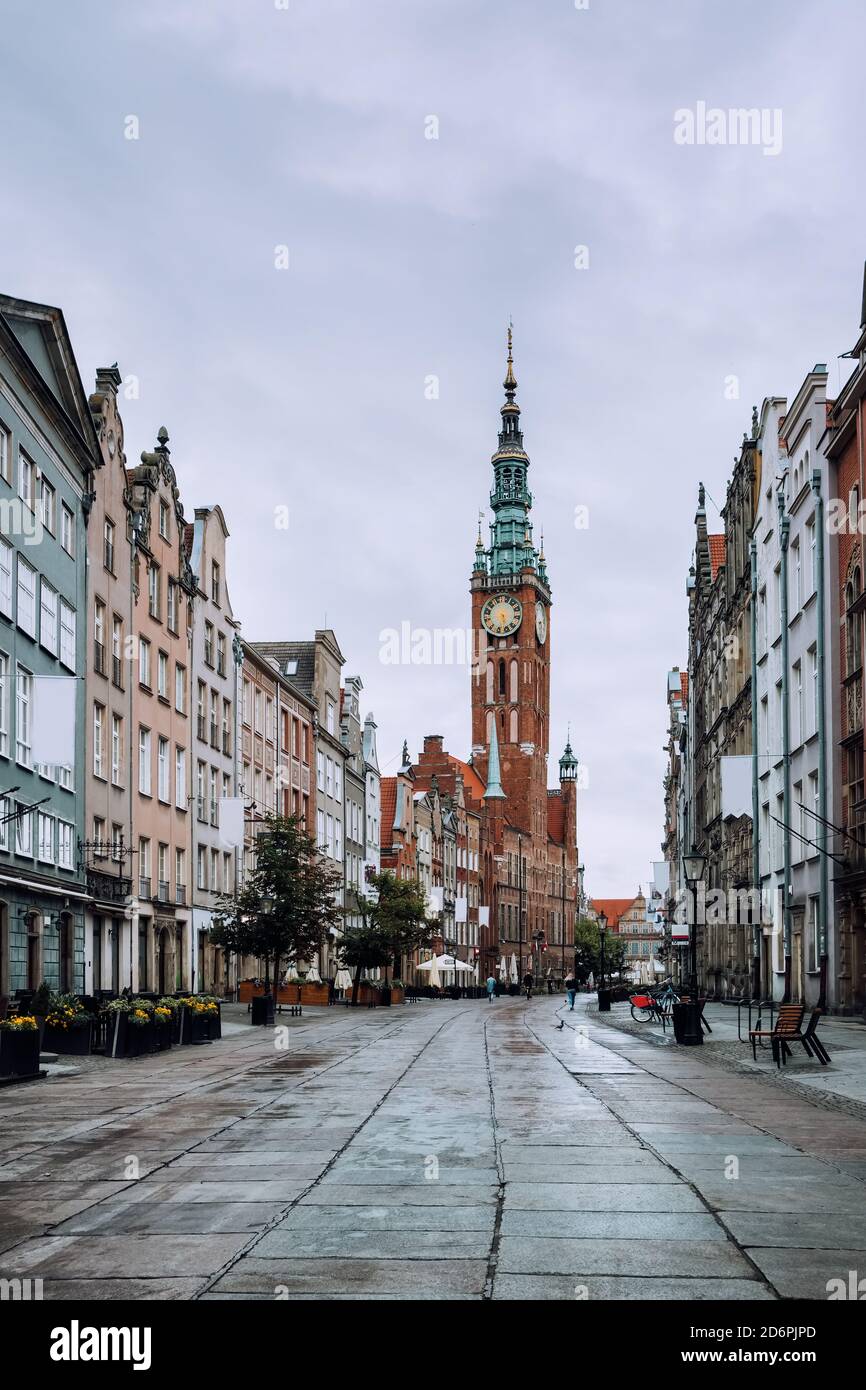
[708,534,726,581]
[591,897,638,931]
[547,792,564,844]
[380,778,397,841]
[183,522,194,558]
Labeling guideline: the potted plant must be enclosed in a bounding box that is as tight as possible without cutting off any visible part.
[177,995,221,1043]
[157,996,183,1043]
[152,1003,174,1052]
[390,979,405,1006]
[42,994,94,1056]
[0,1014,41,1077]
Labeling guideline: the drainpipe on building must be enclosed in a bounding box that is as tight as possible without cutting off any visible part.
[750,537,761,1001]
[811,470,829,1008]
[778,492,792,1002]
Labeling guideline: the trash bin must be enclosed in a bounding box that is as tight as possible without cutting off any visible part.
[597,988,611,1012]
[672,1000,703,1045]
[251,995,275,1026]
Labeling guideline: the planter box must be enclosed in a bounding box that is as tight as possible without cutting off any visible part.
[42,1022,93,1056]
[298,982,328,1007]
[106,1011,155,1058]
[153,1022,173,1053]
[390,986,405,1006]
[0,1029,40,1077]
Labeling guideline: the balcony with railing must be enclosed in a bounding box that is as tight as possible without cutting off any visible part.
[139,877,151,900]
[157,880,170,904]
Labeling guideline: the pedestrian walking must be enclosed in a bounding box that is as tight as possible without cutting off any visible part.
[565,974,577,1010]
[486,974,496,1001]
[523,969,533,1000]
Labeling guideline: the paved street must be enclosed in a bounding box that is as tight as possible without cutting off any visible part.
[2,995,866,1300]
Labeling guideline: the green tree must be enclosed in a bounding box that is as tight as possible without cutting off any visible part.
[212,814,343,1000]
[573,918,628,986]
[339,871,431,1004]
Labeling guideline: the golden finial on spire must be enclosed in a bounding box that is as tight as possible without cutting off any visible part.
[539,525,545,561]
[476,509,484,549]
[504,319,516,392]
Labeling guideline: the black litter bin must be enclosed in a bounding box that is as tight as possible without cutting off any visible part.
[251,995,275,1026]
[597,988,611,1012]
[672,1000,703,1045]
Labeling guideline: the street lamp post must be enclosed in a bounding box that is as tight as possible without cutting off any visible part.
[679,848,706,1046]
[597,910,609,1011]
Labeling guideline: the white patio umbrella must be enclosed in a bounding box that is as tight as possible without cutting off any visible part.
[334,968,353,991]
[426,956,441,988]
[282,963,299,983]
[306,958,322,983]
[509,953,519,983]
[499,956,508,981]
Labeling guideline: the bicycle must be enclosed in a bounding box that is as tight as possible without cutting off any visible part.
[629,979,680,1023]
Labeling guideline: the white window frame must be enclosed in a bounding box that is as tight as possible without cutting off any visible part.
[40,579,58,654]
[37,810,54,864]
[139,726,152,795]
[57,819,74,870]
[0,536,12,618]
[59,600,76,671]
[15,664,32,767]
[16,557,36,637]
[61,503,74,557]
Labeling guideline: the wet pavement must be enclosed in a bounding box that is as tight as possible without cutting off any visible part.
[1,995,865,1300]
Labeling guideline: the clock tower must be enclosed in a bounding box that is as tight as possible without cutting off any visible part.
[471,329,551,840]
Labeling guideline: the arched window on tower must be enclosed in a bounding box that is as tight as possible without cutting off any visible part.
[486,661,493,703]
[509,709,519,743]
[509,660,518,702]
[498,660,506,697]
[486,711,493,745]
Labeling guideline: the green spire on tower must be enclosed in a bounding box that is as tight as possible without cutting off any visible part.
[485,326,541,579]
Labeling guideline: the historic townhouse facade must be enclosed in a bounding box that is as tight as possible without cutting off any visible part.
[255,632,348,979]
[276,676,314,830]
[822,270,866,1013]
[126,429,195,994]
[0,295,96,997]
[187,505,240,995]
[362,710,380,884]
[752,372,836,1007]
[83,365,134,994]
[341,675,366,941]
[239,639,278,877]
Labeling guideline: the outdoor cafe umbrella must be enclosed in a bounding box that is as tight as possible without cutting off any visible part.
[334,968,353,992]
[306,958,322,983]
[419,955,441,988]
[282,963,299,983]
[499,956,508,981]
[510,953,519,984]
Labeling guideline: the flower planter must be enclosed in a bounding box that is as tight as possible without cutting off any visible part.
[390,986,405,1006]
[106,1011,155,1058]
[42,1022,93,1056]
[0,1029,40,1077]
[153,1022,173,1053]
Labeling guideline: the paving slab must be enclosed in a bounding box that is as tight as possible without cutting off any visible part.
[491,1274,775,1300]
[497,1236,755,1278]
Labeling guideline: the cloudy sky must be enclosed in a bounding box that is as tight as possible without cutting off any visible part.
[2,0,866,896]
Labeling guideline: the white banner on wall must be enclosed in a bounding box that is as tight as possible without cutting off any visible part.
[454,896,468,923]
[218,797,246,849]
[721,755,753,820]
[478,906,490,928]
[31,676,76,766]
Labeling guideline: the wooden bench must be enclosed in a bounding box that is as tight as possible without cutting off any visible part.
[749,1004,805,1068]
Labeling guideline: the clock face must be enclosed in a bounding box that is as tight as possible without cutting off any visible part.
[481,593,523,637]
[535,603,547,644]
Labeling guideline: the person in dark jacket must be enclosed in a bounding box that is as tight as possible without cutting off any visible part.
[523,970,533,1000]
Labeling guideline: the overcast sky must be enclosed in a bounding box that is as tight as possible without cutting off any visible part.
[2,0,865,896]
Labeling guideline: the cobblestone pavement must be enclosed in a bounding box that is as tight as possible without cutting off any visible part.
[2,995,865,1300]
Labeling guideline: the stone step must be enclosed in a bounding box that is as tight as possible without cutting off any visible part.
[39,1052,58,1064]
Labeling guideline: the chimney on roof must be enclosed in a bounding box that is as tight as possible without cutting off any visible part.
[424,735,444,753]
